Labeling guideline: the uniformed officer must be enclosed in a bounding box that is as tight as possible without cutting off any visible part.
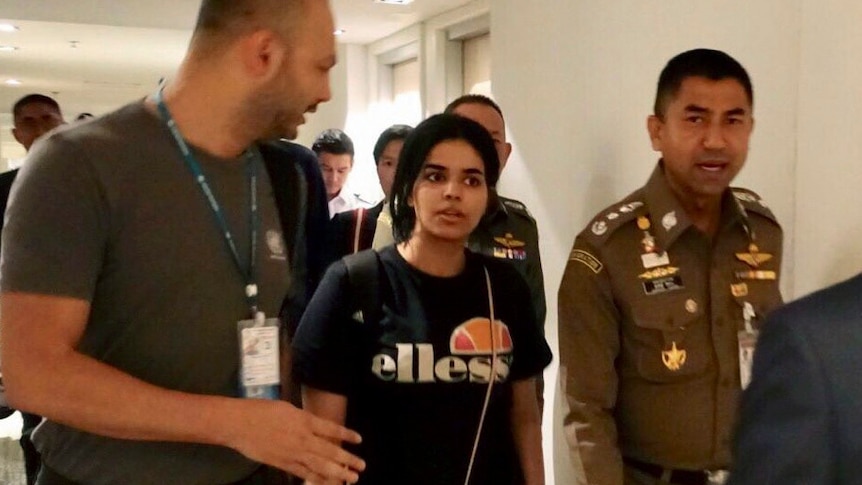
[558,49,783,485]
[445,95,546,329]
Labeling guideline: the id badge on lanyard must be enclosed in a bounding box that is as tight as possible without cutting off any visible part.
[738,301,759,390]
[238,311,281,399]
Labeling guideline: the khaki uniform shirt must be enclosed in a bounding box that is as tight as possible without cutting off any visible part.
[469,193,546,327]
[558,163,783,485]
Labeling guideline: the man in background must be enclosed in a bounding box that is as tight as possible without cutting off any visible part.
[312,128,373,218]
[0,92,65,485]
[1,94,65,216]
[445,95,546,330]
[328,124,412,258]
[445,94,547,412]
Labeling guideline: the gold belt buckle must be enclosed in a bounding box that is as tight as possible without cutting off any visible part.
[706,469,729,485]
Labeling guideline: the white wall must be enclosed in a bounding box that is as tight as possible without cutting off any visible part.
[795,0,862,297]
[490,1,801,483]
[297,43,384,203]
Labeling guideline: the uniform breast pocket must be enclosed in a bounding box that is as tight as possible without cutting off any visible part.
[626,297,712,383]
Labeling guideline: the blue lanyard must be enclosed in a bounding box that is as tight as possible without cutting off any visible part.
[154,87,261,316]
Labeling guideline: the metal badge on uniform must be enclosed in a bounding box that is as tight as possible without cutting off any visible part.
[493,233,527,260]
[641,233,657,253]
[619,201,644,213]
[641,251,669,269]
[738,302,759,390]
[592,220,608,236]
[731,283,749,297]
[662,211,677,231]
[662,342,686,371]
[638,217,660,254]
[238,312,281,399]
[735,243,773,268]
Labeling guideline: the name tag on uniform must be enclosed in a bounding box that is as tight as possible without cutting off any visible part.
[643,275,683,295]
[238,313,281,399]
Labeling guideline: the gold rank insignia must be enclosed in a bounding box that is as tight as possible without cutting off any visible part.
[493,233,527,261]
[735,243,773,268]
[639,266,679,280]
[662,342,687,371]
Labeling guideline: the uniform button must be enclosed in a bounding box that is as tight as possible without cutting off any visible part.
[685,299,698,313]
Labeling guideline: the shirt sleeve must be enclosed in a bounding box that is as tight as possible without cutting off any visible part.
[524,218,547,328]
[558,237,624,485]
[495,260,552,382]
[0,133,108,299]
[291,260,362,395]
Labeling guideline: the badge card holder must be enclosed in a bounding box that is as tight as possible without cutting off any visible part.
[737,301,759,390]
[238,311,281,399]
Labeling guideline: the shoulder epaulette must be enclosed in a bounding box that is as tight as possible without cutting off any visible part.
[500,196,534,219]
[581,198,648,246]
[732,188,779,224]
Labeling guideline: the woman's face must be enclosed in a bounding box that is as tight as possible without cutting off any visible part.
[409,139,488,244]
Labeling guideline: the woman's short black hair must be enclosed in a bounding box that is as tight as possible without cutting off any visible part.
[389,113,500,243]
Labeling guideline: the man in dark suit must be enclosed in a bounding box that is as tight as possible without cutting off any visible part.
[0,93,64,485]
[328,124,412,259]
[729,274,862,484]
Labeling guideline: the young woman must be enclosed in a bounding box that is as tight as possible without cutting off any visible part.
[292,114,551,485]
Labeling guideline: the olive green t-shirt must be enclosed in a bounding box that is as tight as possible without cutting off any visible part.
[0,101,291,484]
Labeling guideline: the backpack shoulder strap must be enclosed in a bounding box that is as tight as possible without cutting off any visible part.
[343,249,382,326]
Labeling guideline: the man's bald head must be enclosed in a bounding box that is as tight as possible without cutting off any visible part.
[190,0,306,54]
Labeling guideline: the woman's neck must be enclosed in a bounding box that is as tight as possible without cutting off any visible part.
[397,234,466,277]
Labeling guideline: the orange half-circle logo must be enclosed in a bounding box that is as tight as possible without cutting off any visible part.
[450,317,513,355]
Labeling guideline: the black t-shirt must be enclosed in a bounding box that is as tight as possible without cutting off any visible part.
[293,245,552,485]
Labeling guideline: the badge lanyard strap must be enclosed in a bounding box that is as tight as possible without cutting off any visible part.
[154,87,261,317]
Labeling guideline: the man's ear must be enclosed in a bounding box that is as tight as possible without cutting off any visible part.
[646,115,664,152]
[11,127,24,147]
[239,29,284,80]
[499,142,512,173]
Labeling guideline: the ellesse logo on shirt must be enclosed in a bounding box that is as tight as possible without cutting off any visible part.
[371,318,513,384]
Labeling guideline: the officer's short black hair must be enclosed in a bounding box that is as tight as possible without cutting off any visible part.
[654,48,753,118]
[12,94,61,120]
[373,124,413,166]
[444,94,505,124]
[390,114,500,243]
[312,129,354,157]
